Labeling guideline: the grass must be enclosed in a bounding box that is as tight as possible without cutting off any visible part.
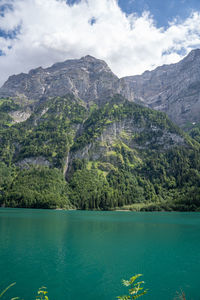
[115,203,147,211]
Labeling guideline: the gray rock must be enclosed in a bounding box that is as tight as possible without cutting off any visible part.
[65,119,186,177]
[16,156,51,168]
[9,110,31,123]
[1,50,200,126]
[121,49,200,126]
[0,55,121,104]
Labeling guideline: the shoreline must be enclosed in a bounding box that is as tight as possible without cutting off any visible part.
[114,209,131,212]
[1,206,200,213]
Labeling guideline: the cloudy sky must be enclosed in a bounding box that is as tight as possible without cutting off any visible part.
[0,0,200,86]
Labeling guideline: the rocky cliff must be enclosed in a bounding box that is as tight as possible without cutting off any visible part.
[0,55,121,105]
[0,94,200,210]
[122,49,200,126]
[1,50,200,126]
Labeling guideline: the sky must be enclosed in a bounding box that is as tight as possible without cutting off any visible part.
[0,0,200,86]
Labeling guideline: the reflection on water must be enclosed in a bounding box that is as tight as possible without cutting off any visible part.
[0,209,200,300]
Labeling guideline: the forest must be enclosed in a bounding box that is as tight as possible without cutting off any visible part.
[0,95,200,211]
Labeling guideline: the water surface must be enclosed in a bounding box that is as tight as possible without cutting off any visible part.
[0,209,200,300]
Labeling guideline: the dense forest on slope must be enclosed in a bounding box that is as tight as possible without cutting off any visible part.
[0,95,200,211]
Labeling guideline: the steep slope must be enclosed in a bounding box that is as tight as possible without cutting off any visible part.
[0,94,87,208]
[122,49,200,126]
[0,95,87,168]
[1,50,200,127]
[0,55,121,105]
[1,95,200,211]
[67,96,200,210]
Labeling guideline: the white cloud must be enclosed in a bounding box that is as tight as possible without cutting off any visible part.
[0,0,200,86]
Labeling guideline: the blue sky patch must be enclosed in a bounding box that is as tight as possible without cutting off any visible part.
[119,0,200,28]
[65,0,200,28]
[0,25,21,40]
[89,17,97,26]
[66,0,81,6]
[0,49,6,56]
[0,3,13,17]
[0,0,200,86]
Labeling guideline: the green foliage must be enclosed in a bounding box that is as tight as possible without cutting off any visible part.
[0,95,87,168]
[68,143,200,211]
[69,168,113,209]
[0,281,190,299]
[65,96,200,211]
[0,284,50,300]
[0,282,17,299]
[0,98,21,128]
[36,287,49,300]
[3,167,71,209]
[72,96,180,151]
[1,94,200,211]
[117,274,148,300]
[188,123,200,143]
[0,98,20,113]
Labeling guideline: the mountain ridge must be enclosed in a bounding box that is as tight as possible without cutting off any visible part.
[1,50,200,126]
[0,55,120,105]
[0,94,200,211]
[1,52,200,211]
[122,48,200,126]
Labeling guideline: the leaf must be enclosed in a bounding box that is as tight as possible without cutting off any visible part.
[133,289,148,299]
[39,286,47,291]
[119,274,148,300]
[129,274,143,285]
[122,280,130,287]
[0,282,16,298]
[129,286,143,295]
[134,281,145,286]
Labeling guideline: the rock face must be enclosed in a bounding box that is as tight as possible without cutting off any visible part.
[9,110,31,124]
[16,156,51,168]
[68,119,185,171]
[1,50,200,126]
[122,49,200,126]
[0,55,120,104]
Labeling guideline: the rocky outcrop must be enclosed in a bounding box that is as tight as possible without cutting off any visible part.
[16,156,51,168]
[0,55,121,104]
[122,49,200,126]
[9,110,31,123]
[1,50,200,126]
[66,118,186,177]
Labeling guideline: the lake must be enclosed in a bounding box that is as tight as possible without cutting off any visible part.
[0,209,200,300]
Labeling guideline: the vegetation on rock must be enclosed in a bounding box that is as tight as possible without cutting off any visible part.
[0,95,200,211]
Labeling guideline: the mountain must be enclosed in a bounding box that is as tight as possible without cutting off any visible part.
[122,49,200,127]
[0,94,200,211]
[1,52,200,211]
[0,55,121,105]
[1,50,200,127]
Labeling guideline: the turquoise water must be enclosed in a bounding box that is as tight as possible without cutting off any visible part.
[0,209,200,300]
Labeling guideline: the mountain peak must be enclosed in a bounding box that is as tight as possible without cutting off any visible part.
[183,48,200,62]
[79,55,111,69]
[0,55,119,103]
[80,55,97,61]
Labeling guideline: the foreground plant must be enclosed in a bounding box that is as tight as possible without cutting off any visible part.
[117,274,148,300]
[36,287,49,300]
[0,282,19,300]
[174,290,186,300]
[0,283,49,300]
